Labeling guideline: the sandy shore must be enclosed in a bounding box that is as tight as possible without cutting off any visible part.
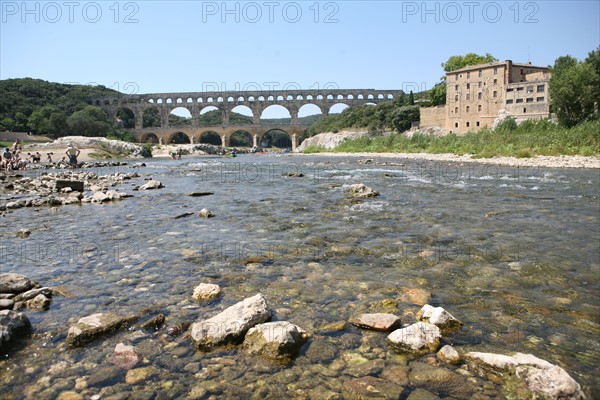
[297,152,600,169]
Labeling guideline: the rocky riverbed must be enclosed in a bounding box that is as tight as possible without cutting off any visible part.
[0,154,598,399]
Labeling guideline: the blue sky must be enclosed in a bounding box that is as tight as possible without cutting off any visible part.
[1,0,599,117]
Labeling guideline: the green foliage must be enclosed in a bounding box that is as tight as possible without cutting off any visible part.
[495,117,518,133]
[140,143,153,158]
[143,107,161,128]
[332,119,599,157]
[549,48,600,127]
[302,145,327,154]
[230,131,252,147]
[429,82,447,106]
[67,106,113,137]
[307,98,410,136]
[442,53,498,74]
[262,130,292,148]
[108,129,137,142]
[0,78,119,136]
[169,113,192,128]
[391,105,420,132]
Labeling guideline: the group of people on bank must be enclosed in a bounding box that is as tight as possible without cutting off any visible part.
[0,139,81,172]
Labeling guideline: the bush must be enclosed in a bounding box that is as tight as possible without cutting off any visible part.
[140,143,153,158]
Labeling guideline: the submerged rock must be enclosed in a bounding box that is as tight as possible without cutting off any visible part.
[191,293,270,349]
[192,283,221,300]
[387,322,441,355]
[342,376,404,399]
[66,312,139,347]
[465,351,585,400]
[243,321,310,361]
[0,310,31,350]
[0,273,34,294]
[347,183,380,198]
[26,294,51,311]
[108,343,142,370]
[349,313,402,332]
[416,304,462,333]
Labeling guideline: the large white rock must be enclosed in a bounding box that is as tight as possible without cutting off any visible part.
[295,131,368,152]
[191,293,270,349]
[466,352,585,400]
[347,183,379,198]
[387,322,441,355]
[349,313,402,332]
[243,321,310,360]
[139,180,163,190]
[416,304,462,332]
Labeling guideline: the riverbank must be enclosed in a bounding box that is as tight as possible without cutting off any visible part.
[297,151,600,169]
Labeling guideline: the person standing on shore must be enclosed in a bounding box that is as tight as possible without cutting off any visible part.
[66,144,80,168]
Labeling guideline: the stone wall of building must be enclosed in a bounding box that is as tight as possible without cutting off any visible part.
[419,106,447,129]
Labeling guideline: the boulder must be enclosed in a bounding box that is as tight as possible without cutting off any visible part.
[198,208,214,218]
[16,228,31,238]
[387,322,441,355]
[0,299,14,310]
[243,321,310,361]
[26,294,51,311]
[0,273,33,294]
[13,287,52,302]
[139,180,163,190]
[191,293,270,349]
[66,312,139,347]
[349,313,402,332]
[55,180,84,192]
[416,304,462,333]
[347,183,379,198]
[0,310,31,350]
[437,345,460,365]
[192,283,221,300]
[465,352,585,400]
[91,192,109,203]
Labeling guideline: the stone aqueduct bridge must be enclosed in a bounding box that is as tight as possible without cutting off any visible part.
[91,89,404,150]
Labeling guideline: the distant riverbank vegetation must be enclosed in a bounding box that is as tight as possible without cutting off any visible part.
[304,118,600,157]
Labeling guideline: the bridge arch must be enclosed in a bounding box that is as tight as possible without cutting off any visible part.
[262,128,292,148]
[329,103,349,114]
[140,132,159,144]
[167,131,191,144]
[197,131,222,145]
[230,130,253,147]
[261,104,291,121]
[143,107,161,128]
[115,107,135,129]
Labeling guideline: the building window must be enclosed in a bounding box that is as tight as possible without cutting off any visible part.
[478,70,482,77]
[507,88,514,92]
[506,99,514,104]
[466,83,470,89]
[516,98,523,103]
[493,78,497,85]
[526,98,534,103]
[478,92,482,100]
[455,74,459,81]
[516,87,524,91]
[494,67,498,75]
[455,107,458,113]
[455,95,459,101]
[467,72,470,79]
[455,85,459,91]
[523,108,527,113]
[478,104,482,111]
[478,81,482,88]
[466,122,470,127]
[520,68,524,74]
[527,85,534,93]
[466,93,470,100]
[476,121,480,127]
[537,96,545,102]
[455,122,459,128]
[466,106,470,112]
[537,85,545,92]
[493,91,497,99]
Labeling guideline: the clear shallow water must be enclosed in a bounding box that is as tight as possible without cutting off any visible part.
[1,154,599,399]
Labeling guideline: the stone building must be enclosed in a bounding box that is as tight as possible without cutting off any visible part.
[420,60,551,134]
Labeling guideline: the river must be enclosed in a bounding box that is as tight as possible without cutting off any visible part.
[1,154,598,399]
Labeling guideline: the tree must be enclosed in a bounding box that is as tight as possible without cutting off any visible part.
[392,105,420,132]
[67,106,112,136]
[430,53,498,106]
[409,91,415,105]
[441,53,498,74]
[28,111,51,133]
[549,53,598,127]
[585,47,600,116]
